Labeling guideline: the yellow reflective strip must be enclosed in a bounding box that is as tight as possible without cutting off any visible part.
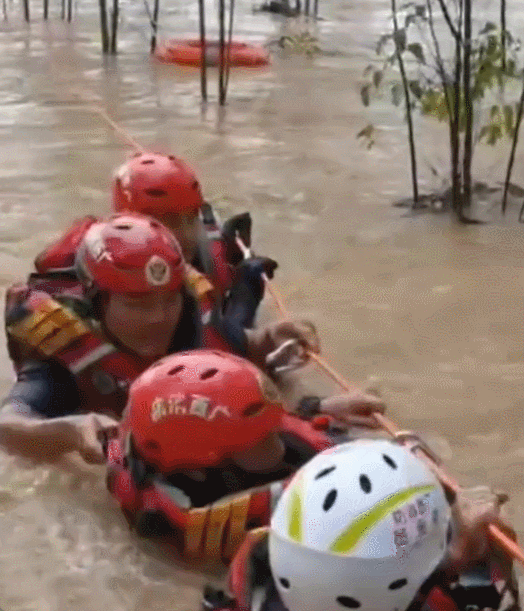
[39,322,89,356]
[185,265,215,300]
[185,507,209,558]
[204,502,231,561]
[223,494,251,560]
[330,485,436,555]
[17,316,60,348]
[7,301,89,352]
[288,482,303,543]
[8,310,52,344]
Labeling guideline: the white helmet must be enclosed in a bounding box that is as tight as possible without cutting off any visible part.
[269,439,452,611]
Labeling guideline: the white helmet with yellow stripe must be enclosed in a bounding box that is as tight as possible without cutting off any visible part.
[269,439,451,611]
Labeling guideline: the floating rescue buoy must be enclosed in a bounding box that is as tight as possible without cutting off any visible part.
[154,39,270,68]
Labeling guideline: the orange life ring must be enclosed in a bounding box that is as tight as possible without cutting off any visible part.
[155,39,270,68]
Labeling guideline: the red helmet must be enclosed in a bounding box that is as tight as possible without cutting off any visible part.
[120,349,284,472]
[112,152,204,215]
[75,213,185,294]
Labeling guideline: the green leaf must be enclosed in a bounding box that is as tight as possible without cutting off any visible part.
[376,33,392,55]
[373,70,383,88]
[506,59,516,77]
[408,79,423,99]
[363,64,374,77]
[391,83,403,106]
[487,124,502,145]
[405,14,417,29]
[414,4,426,17]
[490,104,499,119]
[407,42,425,63]
[393,29,407,53]
[503,105,514,133]
[479,21,497,35]
[361,84,371,107]
[356,124,375,139]
[478,125,490,142]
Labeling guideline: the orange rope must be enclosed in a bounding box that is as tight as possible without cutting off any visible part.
[234,234,524,568]
[82,105,524,570]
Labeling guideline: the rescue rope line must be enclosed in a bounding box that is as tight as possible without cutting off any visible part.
[85,104,524,568]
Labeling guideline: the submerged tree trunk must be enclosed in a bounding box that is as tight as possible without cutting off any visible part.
[110,0,118,53]
[98,0,110,53]
[150,0,160,53]
[198,0,207,102]
[501,0,506,72]
[502,72,524,215]
[450,0,463,217]
[462,0,472,211]
[218,0,226,105]
[223,0,235,98]
[392,0,419,207]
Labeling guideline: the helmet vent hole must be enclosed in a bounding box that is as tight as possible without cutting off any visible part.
[114,223,132,230]
[336,596,361,608]
[243,402,265,417]
[359,474,372,493]
[200,368,218,380]
[383,454,397,469]
[192,180,200,190]
[168,155,176,161]
[388,579,408,590]
[145,189,168,198]
[141,159,155,165]
[315,466,336,480]
[278,578,290,589]
[168,365,185,375]
[323,489,337,512]
[144,440,161,452]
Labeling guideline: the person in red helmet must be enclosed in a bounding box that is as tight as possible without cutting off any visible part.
[106,349,387,564]
[112,151,248,268]
[111,151,264,316]
[0,213,323,466]
[112,153,205,262]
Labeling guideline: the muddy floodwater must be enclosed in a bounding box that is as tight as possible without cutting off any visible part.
[2,0,524,607]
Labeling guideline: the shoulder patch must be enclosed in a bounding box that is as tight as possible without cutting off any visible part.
[185,264,215,300]
[7,293,90,358]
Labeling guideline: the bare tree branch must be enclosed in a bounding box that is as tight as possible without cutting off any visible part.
[436,0,460,42]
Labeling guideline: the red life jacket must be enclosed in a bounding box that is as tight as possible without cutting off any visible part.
[203,529,515,611]
[106,413,339,563]
[5,274,231,417]
[198,206,233,299]
[34,216,99,273]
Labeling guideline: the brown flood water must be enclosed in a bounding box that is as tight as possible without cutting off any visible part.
[2,0,524,607]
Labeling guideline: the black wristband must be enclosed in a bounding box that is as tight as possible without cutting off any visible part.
[296,396,322,420]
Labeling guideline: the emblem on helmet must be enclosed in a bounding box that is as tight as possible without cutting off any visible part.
[145,255,171,286]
